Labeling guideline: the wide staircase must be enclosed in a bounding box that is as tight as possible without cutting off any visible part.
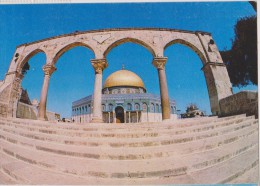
[0,114,258,184]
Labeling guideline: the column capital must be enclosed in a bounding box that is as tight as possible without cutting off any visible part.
[91,58,108,74]
[43,64,56,76]
[152,57,168,70]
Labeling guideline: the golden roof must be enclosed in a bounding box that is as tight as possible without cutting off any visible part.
[103,69,145,89]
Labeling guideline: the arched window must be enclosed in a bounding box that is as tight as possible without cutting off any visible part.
[127,103,132,111]
[102,104,106,111]
[130,89,136,94]
[85,106,87,112]
[150,103,155,112]
[135,103,140,110]
[108,104,113,111]
[121,88,126,94]
[156,104,159,113]
[142,103,147,111]
[112,89,118,94]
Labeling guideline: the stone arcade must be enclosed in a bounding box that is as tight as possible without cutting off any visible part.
[0,28,233,121]
[72,67,177,123]
[0,28,258,184]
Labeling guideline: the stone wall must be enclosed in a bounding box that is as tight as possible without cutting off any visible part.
[0,103,8,117]
[219,91,258,118]
[16,102,60,121]
[16,102,37,120]
[46,111,60,121]
[72,114,93,123]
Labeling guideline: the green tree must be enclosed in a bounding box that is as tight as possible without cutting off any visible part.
[220,15,257,87]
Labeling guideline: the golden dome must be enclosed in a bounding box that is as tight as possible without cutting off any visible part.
[103,70,145,89]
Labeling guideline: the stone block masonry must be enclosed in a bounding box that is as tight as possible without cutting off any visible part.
[219,91,258,118]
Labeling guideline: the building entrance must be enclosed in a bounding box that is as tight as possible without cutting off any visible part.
[115,106,124,123]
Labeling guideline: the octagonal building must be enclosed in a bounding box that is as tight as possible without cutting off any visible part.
[72,68,177,123]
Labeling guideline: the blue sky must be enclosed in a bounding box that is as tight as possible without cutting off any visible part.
[0,2,257,118]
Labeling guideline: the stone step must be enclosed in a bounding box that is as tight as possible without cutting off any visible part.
[0,117,258,160]
[0,151,102,184]
[2,116,210,128]
[0,150,197,184]
[0,148,32,184]
[0,169,17,184]
[0,113,257,184]
[0,115,255,140]
[229,161,259,183]
[0,117,252,138]
[0,116,257,153]
[177,146,258,185]
[1,122,258,164]
[187,145,259,184]
[0,129,257,179]
[1,114,246,132]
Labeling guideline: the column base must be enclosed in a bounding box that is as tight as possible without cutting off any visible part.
[90,118,104,123]
[38,117,47,121]
[162,118,171,123]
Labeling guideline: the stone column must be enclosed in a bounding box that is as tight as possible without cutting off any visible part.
[152,57,171,121]
[124,111,126,123]
[113,111,116,123]
[136,111,139,123]
[108,112,111,123]
[90,59,108,123]
[128,112,130,123]
[38,64,56,120]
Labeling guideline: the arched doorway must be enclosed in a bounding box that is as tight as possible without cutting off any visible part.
[115,106,124,123]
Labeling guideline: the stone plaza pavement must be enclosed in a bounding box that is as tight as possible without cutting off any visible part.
[0,114,258,185]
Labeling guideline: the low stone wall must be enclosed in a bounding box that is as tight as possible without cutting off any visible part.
[16,102,37,120]
[219,91,258,118]
[17,102,59,121]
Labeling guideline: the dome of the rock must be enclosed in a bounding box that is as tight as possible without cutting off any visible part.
[103,69,145,89]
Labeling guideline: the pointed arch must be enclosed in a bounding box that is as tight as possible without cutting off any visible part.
[164,39,207,65]
[103,37,156,57]
[18,49,47,72]
[52,42,95,65]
